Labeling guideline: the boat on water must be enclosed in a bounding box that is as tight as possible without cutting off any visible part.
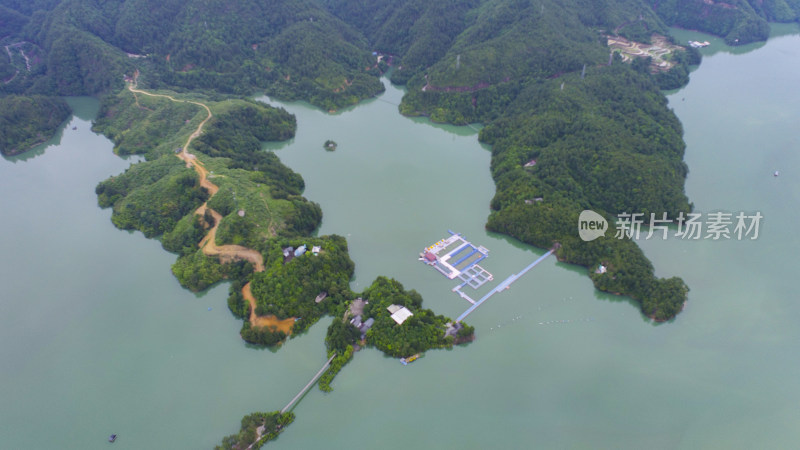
[688,40,710,48]
[400,354,420,365]
[108,434,117,443]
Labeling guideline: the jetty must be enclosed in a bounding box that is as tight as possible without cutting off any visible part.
[280,353,336,414]
[456,249,555,322]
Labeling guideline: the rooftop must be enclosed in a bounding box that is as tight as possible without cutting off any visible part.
[388,305,413,325]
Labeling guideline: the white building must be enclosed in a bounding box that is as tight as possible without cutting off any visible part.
[387,304,413,325]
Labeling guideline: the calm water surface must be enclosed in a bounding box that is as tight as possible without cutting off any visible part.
[2,26,799,449]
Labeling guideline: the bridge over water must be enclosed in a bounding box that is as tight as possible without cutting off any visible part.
[281,353,337,414]
[456,249,555,323]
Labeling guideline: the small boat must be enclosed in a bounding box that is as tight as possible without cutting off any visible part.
[688,40,710,48]
[108,434,117,443]
[400,354,420,365]
[774,170,780,177]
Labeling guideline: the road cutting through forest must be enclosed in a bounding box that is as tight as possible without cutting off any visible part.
[127,73,293,334]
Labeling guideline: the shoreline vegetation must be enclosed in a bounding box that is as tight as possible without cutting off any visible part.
[216,412,295,450]
[1,0,796,447]
[0,96,71,156]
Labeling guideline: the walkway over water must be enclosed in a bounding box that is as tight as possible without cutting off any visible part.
[281,353,336,414]
[456,249,555,323]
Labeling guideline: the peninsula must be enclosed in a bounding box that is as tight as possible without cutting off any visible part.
[91,72,471,448]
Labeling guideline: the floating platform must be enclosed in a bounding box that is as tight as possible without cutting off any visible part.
[419,231,491,281]
[420,231,495,307]
[458,265,494,289]
[420,232,555,322]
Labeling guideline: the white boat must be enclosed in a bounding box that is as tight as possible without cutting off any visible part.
[688,40,710,48]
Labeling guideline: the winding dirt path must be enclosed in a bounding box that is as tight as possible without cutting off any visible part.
[195,205,265,271]
[242,282,295,334]
[3,43,22,85]
[126,73,292,333]
[2,69,19,85]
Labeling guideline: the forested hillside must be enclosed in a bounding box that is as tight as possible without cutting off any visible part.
[1,0,714,318]
[325,0,666,86]
[649,0,800,45]
[0,0,383,108]
[324,0,694,320]
[478,64,691,320]
[93,86,322,285]
[2,0,791,153]
[0,95,70,155]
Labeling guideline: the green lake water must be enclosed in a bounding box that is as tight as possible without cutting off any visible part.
[2,26,800,449]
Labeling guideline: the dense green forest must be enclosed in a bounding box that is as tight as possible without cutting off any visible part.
[0,0,790,156]
[316,276,473,391]
[93,90,211,237]
[246,236,355,341]
[325,0,666,87]
[172,251,253,292]
[0,95,70,155]
[0,0,385,109]
[649,0,800,45]
[361,277,461,357]
[98,157,208,237]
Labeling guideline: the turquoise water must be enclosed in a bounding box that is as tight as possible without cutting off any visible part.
[2,28,800,449]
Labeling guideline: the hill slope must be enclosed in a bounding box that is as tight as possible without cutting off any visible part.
[649,0,800,45]
[0,0,384,108]
[327,0,694,320]
[0,0,723,319]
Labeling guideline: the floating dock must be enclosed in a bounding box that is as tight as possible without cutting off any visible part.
[456,249,555,322]
[419,232,555,322]
[419,230,492,282]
